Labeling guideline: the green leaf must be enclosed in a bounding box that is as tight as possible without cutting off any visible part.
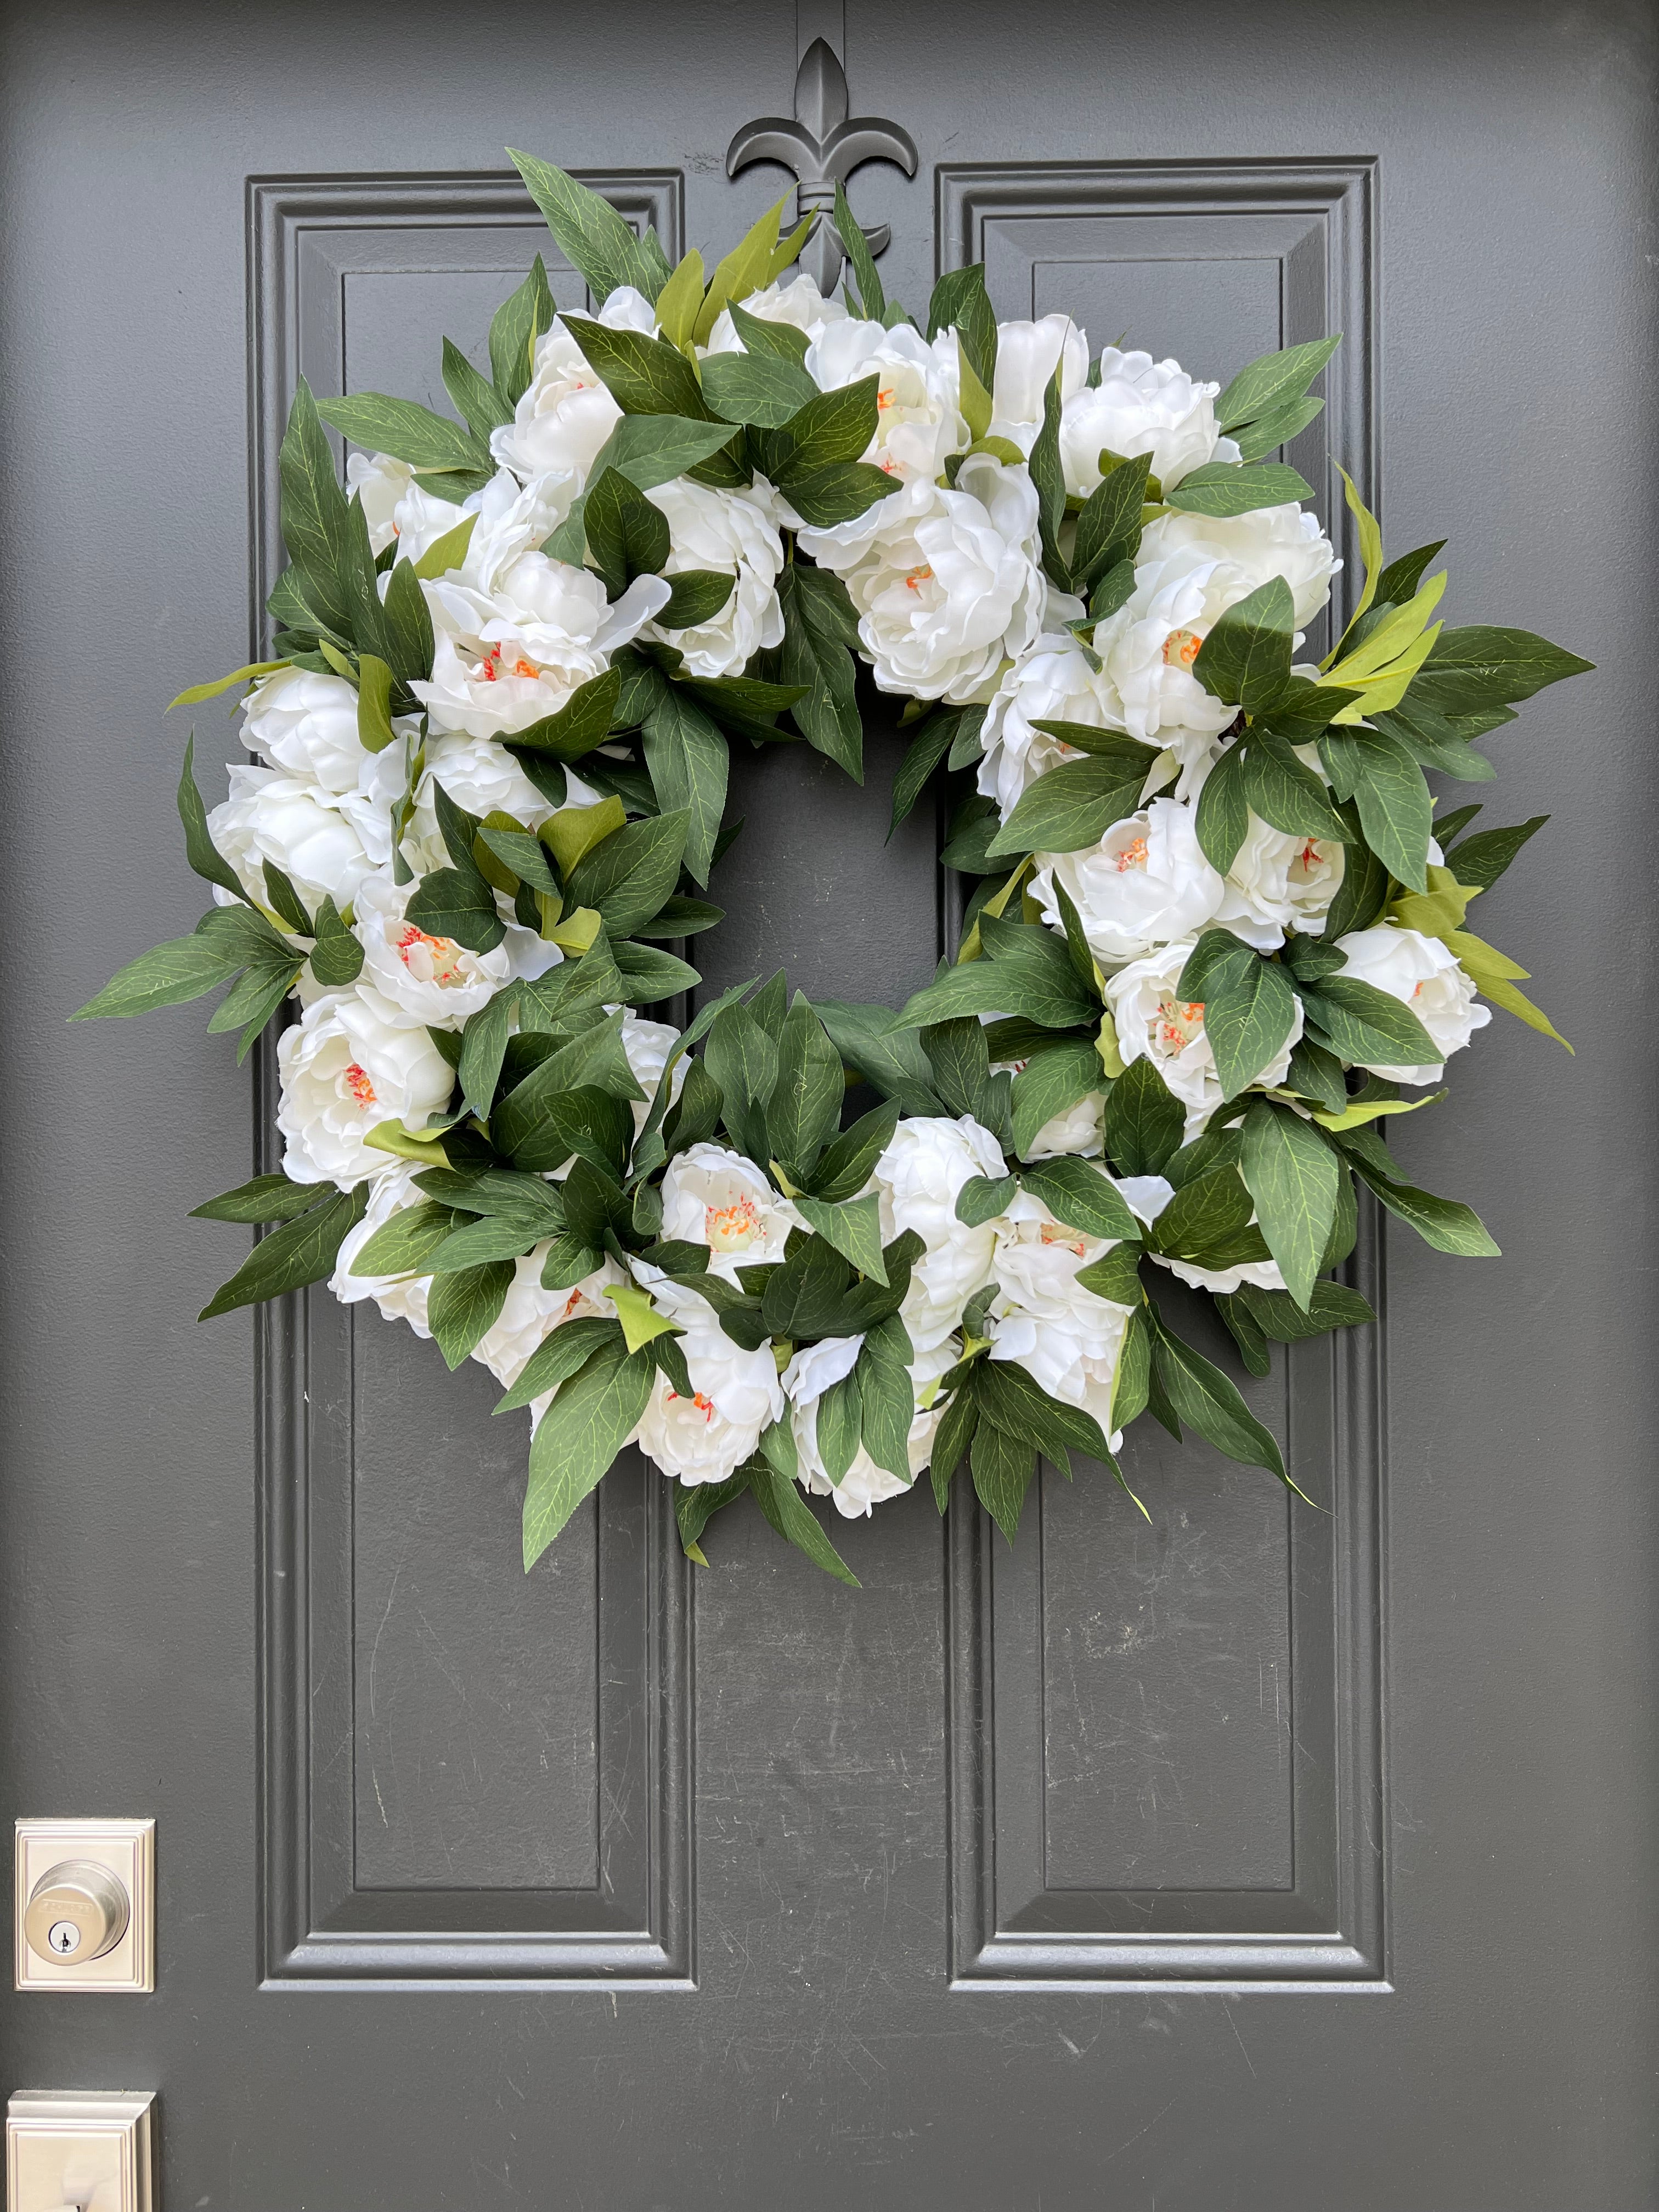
[678,673,807,743]
[1104,1057,1184,1176]
[1285,1035,1348,1114]
[693,192,798,342]
[494,1314,625,1415]
[1410,625,1594,713]
[765,377,883,479]
[656,569,736,630]
[778,563,862,779]
[508,151,672,303]
[751,1449,861,1587]
[675,1466,751,1563]
[1074,1240,1142,1307]
[1346,1155,1500,1256]
[427,1259,515,1369]
[793,1193,888,1284]
[167,659,286,710]
[984,755,1146,859]
[198,1185,368,1321]
[1241,730,1351,844]
[1150,1311,1301,1494]
[832,180,886,322]
[176,734,249,904]
[1297,975,1439,1069]
[1073,452,1152,585]
[1020,1157,1138,1242]
[522,1339,657,1569]
[1194,741,1250,874]
[806,1098,903,1204]
[1373,540,1447,608]
[1238,1101,1339,1310]
[889,711,958,836]
[970,1417,1037,1543]
[777,460,898,529]
[725,299,811,364]
[442,335,512,441]
[191,1173,326,1224]
[857,1319,916,1481]
[583,465,671,597]
[977,1358,1114,1468]
[454,986,515,1118]
[1192,576,1295,713]
[506,668,622,763]
[1231,392,1324,463]
[1236,1279,1375,1341]
[1183,938,1299,1099]
[815,1371,863,1485]
[926,264,996,386]
[1215,335,1341,435]
[1441,815,1548,891]
[1027,362,1069,589]
[488,256,556,405]
[703,999,780,1163]
[565,807,689,935]
[1010,1041,1101,1160]
[70,928,242,1020]
[1321,729,1433,893]
[811,1001,944,1118]
[303,893,363,987]
[561,314,710,421]
[768,996,845,1180]
[702,348,819,427]
[955,1172,1018,1227]
[315,391,481,473]
[929,1387,978,1510]
[275,379,360,640]
[1163,461,1313,517]
[349,1198,458,1279]
[405,864,504,955]
[612,939,701,1004]
[588,412,746,491]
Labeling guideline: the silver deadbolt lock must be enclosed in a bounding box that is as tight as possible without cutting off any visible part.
[22,1862,129,1969]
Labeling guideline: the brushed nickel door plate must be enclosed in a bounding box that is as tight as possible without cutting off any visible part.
[6,2091,155,2212]
[13,1824,154,1994]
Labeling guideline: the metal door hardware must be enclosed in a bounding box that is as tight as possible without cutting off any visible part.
[13,1825,154,1995]
[6,2092,154,2212]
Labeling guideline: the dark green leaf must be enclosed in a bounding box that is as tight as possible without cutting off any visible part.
[1441,814,1548,891]
[956,1172,1018,1227]
[565,807,689,936]
[1104,1057,1183,1176]
[970,1417,1037,1543]
[489,256,556,405]
[1238,1100,1339,1309]
[985,754,1146,859]
[1242,730,1351,843]
[508,151,672,304]
[1194,741,1250,873]
[1163,461,1312,517]
[1346,1155,1500,1256]
[1150,1311,1297,1491]
[191,1173,324,1224]
[1020,1156,1138,1242]
[1214,335,1340,435]
[198,1184,368,1321]
[1073,452,1152,585]
[1298,976,1439,1069]
[1320,728,1433,893]
[1192,575,1295,713]
[315,391,481,473]
[641,687,727,888]
[806,1098,903,1204]
[522,1339,656,1568]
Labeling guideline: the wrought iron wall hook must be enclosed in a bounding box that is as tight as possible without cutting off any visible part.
[726,39,917,297]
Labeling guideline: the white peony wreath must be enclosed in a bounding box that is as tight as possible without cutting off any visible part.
[77,155,1592,1582]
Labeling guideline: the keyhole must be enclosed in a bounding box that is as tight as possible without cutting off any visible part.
[47,1920,80,1955]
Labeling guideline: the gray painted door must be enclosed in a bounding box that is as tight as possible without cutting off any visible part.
[2,3,1654,2205]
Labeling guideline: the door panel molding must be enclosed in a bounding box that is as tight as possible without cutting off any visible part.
[249,171,692,1990]
[937,157,1386,1991]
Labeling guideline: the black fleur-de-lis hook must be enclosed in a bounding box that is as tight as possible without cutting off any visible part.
[726,39,918,297]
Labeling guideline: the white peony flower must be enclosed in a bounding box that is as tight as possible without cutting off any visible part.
[976,634,1132,822]
[1105,938,1304,1140]
[1059,349,1229,496]
[1213,810,1345,951]
[488,286,658,485]
[403,733,608,867]
[352,868,522,1028]
[471,1251,624,1392]
[207,761,396,913]
[242,668,376,795]
[641,481,785,677]
[346,450,414,554]
[783,1335,954,1519]
[803,317,968,490]
[808,454,1045,704]
[985,1188,1137,1437]
[1032,797,1224,966]
[868,1113,1006,1352]
[329,1163,435,1339]
[703,273,847,354]
[659,1143,800,1282]
[414,558,667,741]
[1332,923,1491,1083]
[276,984,454,1187]
[635,1276,786,1486]
[988,315,1089,454]
[1136,504,1340,631]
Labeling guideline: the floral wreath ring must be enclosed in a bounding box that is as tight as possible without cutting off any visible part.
[80,154,1589,1583]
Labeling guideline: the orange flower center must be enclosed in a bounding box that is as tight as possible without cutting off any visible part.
[905,566,933,591]
[667,1390,717,1424]
[1040,1221,1088,1256]
[1114,835,1149,872]
[397,923,465,984]
[343,1062,377,1107]
[706,1194,762,1253]
[1162,628,1203,668]
[1155,994,1205,1054]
